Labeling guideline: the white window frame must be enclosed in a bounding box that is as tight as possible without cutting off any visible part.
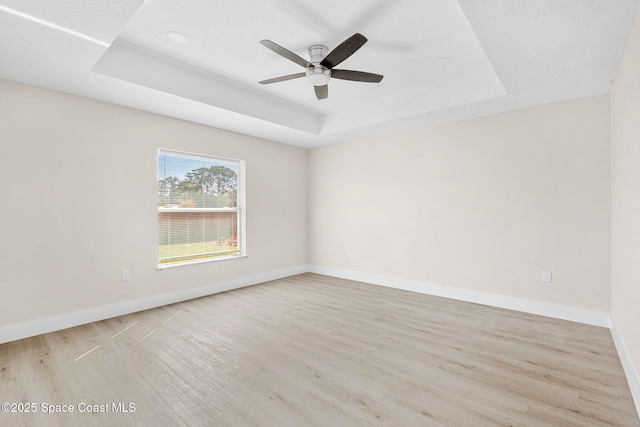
[157,148,246,269]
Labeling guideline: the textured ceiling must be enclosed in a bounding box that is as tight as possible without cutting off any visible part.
[0,0,638,147]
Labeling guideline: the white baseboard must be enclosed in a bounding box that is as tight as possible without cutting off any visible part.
[0,263,614,341]
[0,265,307,345]
[308,265,611,328]
[610,316,640,420]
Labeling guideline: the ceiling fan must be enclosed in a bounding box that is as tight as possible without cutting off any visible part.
[258,33,383,100]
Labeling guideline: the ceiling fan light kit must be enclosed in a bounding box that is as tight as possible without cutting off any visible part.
[305,66,331,86]
[259,33,383,100]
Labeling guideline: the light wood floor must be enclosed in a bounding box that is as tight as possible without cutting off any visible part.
[0,273,638,426]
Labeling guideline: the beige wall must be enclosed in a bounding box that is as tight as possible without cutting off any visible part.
[309,96,611,311]
[612,9,640,393]
[0,79,307,327]
[0,79,615,328]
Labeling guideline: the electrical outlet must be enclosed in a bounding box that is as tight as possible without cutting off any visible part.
[637,322,640,343]
[122,269,130,281]
[542,271,552,282]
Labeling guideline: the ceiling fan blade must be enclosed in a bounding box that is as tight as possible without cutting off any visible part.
[260,40,311,68]
[259,73,306,84]
[320,33,368,69]
[331,69,383,83]
[314,85,328,100]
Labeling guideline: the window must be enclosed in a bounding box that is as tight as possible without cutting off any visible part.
[157,149,244,267]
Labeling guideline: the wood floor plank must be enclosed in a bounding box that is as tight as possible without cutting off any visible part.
[0,273,638,426]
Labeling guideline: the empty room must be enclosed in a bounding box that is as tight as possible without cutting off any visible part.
[1,0,640,425]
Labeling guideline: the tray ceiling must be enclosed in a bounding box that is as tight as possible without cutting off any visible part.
[0,0,638,147]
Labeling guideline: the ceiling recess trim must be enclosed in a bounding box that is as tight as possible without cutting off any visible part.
[93,39,322,134]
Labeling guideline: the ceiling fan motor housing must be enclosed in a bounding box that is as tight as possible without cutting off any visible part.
[306,44,331,86]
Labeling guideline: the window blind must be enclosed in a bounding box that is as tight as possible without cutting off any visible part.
[157,149,243,265]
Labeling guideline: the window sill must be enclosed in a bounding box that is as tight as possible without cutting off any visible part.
[157,255,247,270]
